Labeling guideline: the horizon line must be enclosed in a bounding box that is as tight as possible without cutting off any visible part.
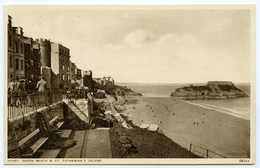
[115,81,251,85]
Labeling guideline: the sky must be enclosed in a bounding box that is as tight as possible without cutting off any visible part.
[5,5,254,84]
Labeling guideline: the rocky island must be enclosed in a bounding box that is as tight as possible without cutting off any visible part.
[171,81,248,99]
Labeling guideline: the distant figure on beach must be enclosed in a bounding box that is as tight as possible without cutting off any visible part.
[36,76,47,92]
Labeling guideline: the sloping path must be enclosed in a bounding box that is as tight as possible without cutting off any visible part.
[105,95,132,129]
[63,99,89,123]
[81,128,112,158]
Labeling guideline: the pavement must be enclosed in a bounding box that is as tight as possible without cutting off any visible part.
[65,128,112,158]
[81,128,112,158]
[64,130,87,158]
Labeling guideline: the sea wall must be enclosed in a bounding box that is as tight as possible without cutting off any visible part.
[8,101,64,151]
[62,101,90,130]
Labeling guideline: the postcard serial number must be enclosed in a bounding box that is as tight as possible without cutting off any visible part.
[239,159,249,162]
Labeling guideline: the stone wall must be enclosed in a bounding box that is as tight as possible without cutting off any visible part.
[8,101,64,152]
[62,102,89,130]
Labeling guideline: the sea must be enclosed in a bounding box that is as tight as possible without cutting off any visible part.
[117,83,251,120]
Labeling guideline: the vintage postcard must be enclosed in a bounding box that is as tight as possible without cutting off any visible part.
[4,5,256,165]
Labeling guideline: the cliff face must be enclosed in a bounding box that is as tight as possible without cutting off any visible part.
[93,82,142,97]
[171,82,248,99]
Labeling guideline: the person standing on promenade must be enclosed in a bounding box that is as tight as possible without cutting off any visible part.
[8,78,16,106]
[26,79,34,107]
[86,87,94,116]
[36,76,47,92]
[14,77,21,107]
[8,78,15,93]
[36,76,47,107]
[19,78,26,94]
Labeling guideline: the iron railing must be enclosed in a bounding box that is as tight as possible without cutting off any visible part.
[64,89,88,119]
[7,90,63,119]
[190,143,226,158]
[7,88,89,120]
[63,89,87,100]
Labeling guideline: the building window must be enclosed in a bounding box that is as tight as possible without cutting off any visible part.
[9,56,12,68]
[62,75,65,80]
[8,35,12,47]
[38,67,41,75]
[21,43,23,54]
[25,50,29,57]
[15,59,19,70]
[21,59,23,71]
[15,42,19,53]
[62,65,64,70]
[67,67,69,72]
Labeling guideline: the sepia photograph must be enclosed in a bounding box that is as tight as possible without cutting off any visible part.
[4,4,256,165]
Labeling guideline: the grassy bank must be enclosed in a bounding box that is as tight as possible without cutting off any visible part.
[109,127,201,158]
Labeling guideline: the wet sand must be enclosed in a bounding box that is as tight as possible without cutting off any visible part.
[121,96,250,158]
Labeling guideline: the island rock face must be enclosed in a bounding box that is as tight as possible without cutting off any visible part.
[171,81,248,99]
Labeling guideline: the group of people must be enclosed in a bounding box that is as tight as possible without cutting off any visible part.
[8,76,47,107]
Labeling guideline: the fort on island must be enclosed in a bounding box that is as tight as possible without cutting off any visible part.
[171,81,248,99]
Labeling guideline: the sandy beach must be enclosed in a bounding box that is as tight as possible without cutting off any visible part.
[121,96,250,158]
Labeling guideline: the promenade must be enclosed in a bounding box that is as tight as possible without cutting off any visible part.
[64,129,112,158]
[82,128,112,158]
